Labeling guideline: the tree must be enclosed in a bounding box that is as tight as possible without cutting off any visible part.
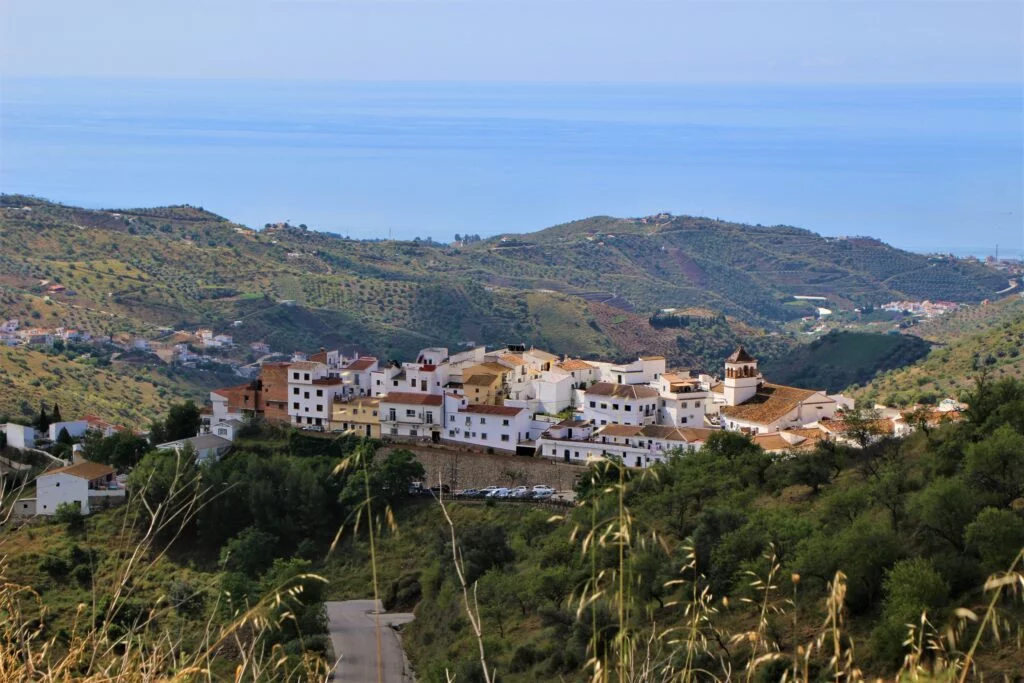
[159,401,202,442]
[35,403,50,432]
[84,430,151,470]
[871,558,949,665]
[908,477,979,552]
[220,527,280,577]
[54,501,85,532]
[965,508,1024,573]
[51,403,63,423]
[56,427,72,445]
[964,424,1024,506]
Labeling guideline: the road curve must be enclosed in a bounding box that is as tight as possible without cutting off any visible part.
[326,600,415,683]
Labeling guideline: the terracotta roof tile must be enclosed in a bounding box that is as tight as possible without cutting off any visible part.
[45,460,114,480]
[586,382,659,399]
[459,405,525,416]
[559,359,595,371]
[720,383,827,425]
[380,392,443,406]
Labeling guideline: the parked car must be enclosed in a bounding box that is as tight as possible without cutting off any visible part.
[509,486,530,499]
[479,486,499,496]
[486,487,510,498]
[531,485,555,495]
[532,490,554,500]
[429,484,451,496]
[456,488,479,498]
[408,481,425,495]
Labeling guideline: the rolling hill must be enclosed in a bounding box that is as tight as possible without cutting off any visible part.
[0,195,1009,378]
[853,295,1024,407]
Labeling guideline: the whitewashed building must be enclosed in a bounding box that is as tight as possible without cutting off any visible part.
[48,420,89,441]
[287,360,346,428]
[379,392,444,441]
[582,382,660,426]
[16,459,123,517]
[443,399,531,452]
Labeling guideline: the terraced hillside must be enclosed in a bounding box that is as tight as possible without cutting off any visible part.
[853,295,1024,407]
[1,195,1008,374]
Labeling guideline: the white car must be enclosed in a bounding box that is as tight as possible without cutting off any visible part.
[509,486,531,498]
[486,487,510,498]
[531,485,555,496]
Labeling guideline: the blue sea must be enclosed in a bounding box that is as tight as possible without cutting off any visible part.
[1,79,1021,256]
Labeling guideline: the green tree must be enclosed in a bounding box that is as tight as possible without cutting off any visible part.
[964,508,1024,573]
[51,403,63,423]
[84,429,152,470]
[871,558,949,666]
[162,401,202,441]
[221,526,280,577]
[964,424,1024,506]
[908,476,979,552]
[35,403,51,432]
[53,501,85,532]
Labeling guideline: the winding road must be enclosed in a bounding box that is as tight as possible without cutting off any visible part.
[326,600,415,682]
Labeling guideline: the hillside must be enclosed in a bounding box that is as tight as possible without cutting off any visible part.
[1,195,1008,375]
[760,331,932,394]
[0,345,238,428]
[853,295,1024,407]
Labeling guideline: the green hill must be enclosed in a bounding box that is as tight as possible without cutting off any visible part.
[853,296,1024,407]
[760,331,932,394]
[1,195,1008,377]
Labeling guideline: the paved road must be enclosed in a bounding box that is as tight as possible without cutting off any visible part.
[326,600,415,683]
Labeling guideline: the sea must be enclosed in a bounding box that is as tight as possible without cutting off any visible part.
[1,79,1021,257]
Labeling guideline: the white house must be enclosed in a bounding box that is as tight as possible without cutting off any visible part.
[379,392,444,441]
[443,399,531,452]
[16,459,123,517]
[582,382,660,426]
[656,373,711,428]
[48,420,89,441]
[210,418,245,442]
[3,423,35,450]
[592,356,666,385]
[287,361,346,428]
[556,358,599,389]
[156,433,233,463]
[337,357,379,397]
[416,347,449,366]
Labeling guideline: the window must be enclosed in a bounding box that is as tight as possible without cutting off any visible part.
[681,401,688,409]
[500,434,509,442]
[502,419,509,426]
[293,372,299,380]
[480,417,487,425]
[600,403,607,409]
[293,387,299,395]
[392,380,398,387]
[480,433,488,440]
[624,405,631,411]
[316,389,323,397]
[406,409,416,417]
[681,417,688,424]
[450,415,455,422]
[293,402,299,410]
[425,411,434,424]
[613,403,619,410]
[304,373,310,381]
[390,427,398,435]
[410,379,416,387]
[695,401,701,407]
[316,404,323,412]
[410,429,418,437]
[304,391,310,399]
[589,401,596,408]
[389,409,396,421]
[372,410,378,417]
[55,481,60,487]
[449,430,456,437]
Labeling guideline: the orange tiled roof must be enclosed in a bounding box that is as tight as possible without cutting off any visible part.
[720,383,825,425]
[345,357,377,371]
[560,359,595,371]
[380,392,443,406]
[459,404,525,416]
[45,460,114,480]
[586,382,659,399]
[598,424,644,437]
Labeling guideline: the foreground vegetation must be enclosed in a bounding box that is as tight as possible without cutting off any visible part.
[5,376,1023,680]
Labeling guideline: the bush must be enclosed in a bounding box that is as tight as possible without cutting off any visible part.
[53,502,85,532]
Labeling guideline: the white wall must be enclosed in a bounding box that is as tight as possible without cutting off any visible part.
[4,423,35,449]
[49,420,88,441]
[36,472,90,515]
[444,410,530,452]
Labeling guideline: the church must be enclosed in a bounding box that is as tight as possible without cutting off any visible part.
[713,347,838,434]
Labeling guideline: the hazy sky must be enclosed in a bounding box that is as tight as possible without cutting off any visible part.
[2,0,1022,83]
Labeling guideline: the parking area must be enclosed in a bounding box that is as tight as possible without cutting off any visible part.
[381,443,588,495]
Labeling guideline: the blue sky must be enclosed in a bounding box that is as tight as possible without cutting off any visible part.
[2,1,1022,83]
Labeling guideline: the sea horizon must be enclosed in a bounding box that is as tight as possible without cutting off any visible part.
[2,78,1021,254]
